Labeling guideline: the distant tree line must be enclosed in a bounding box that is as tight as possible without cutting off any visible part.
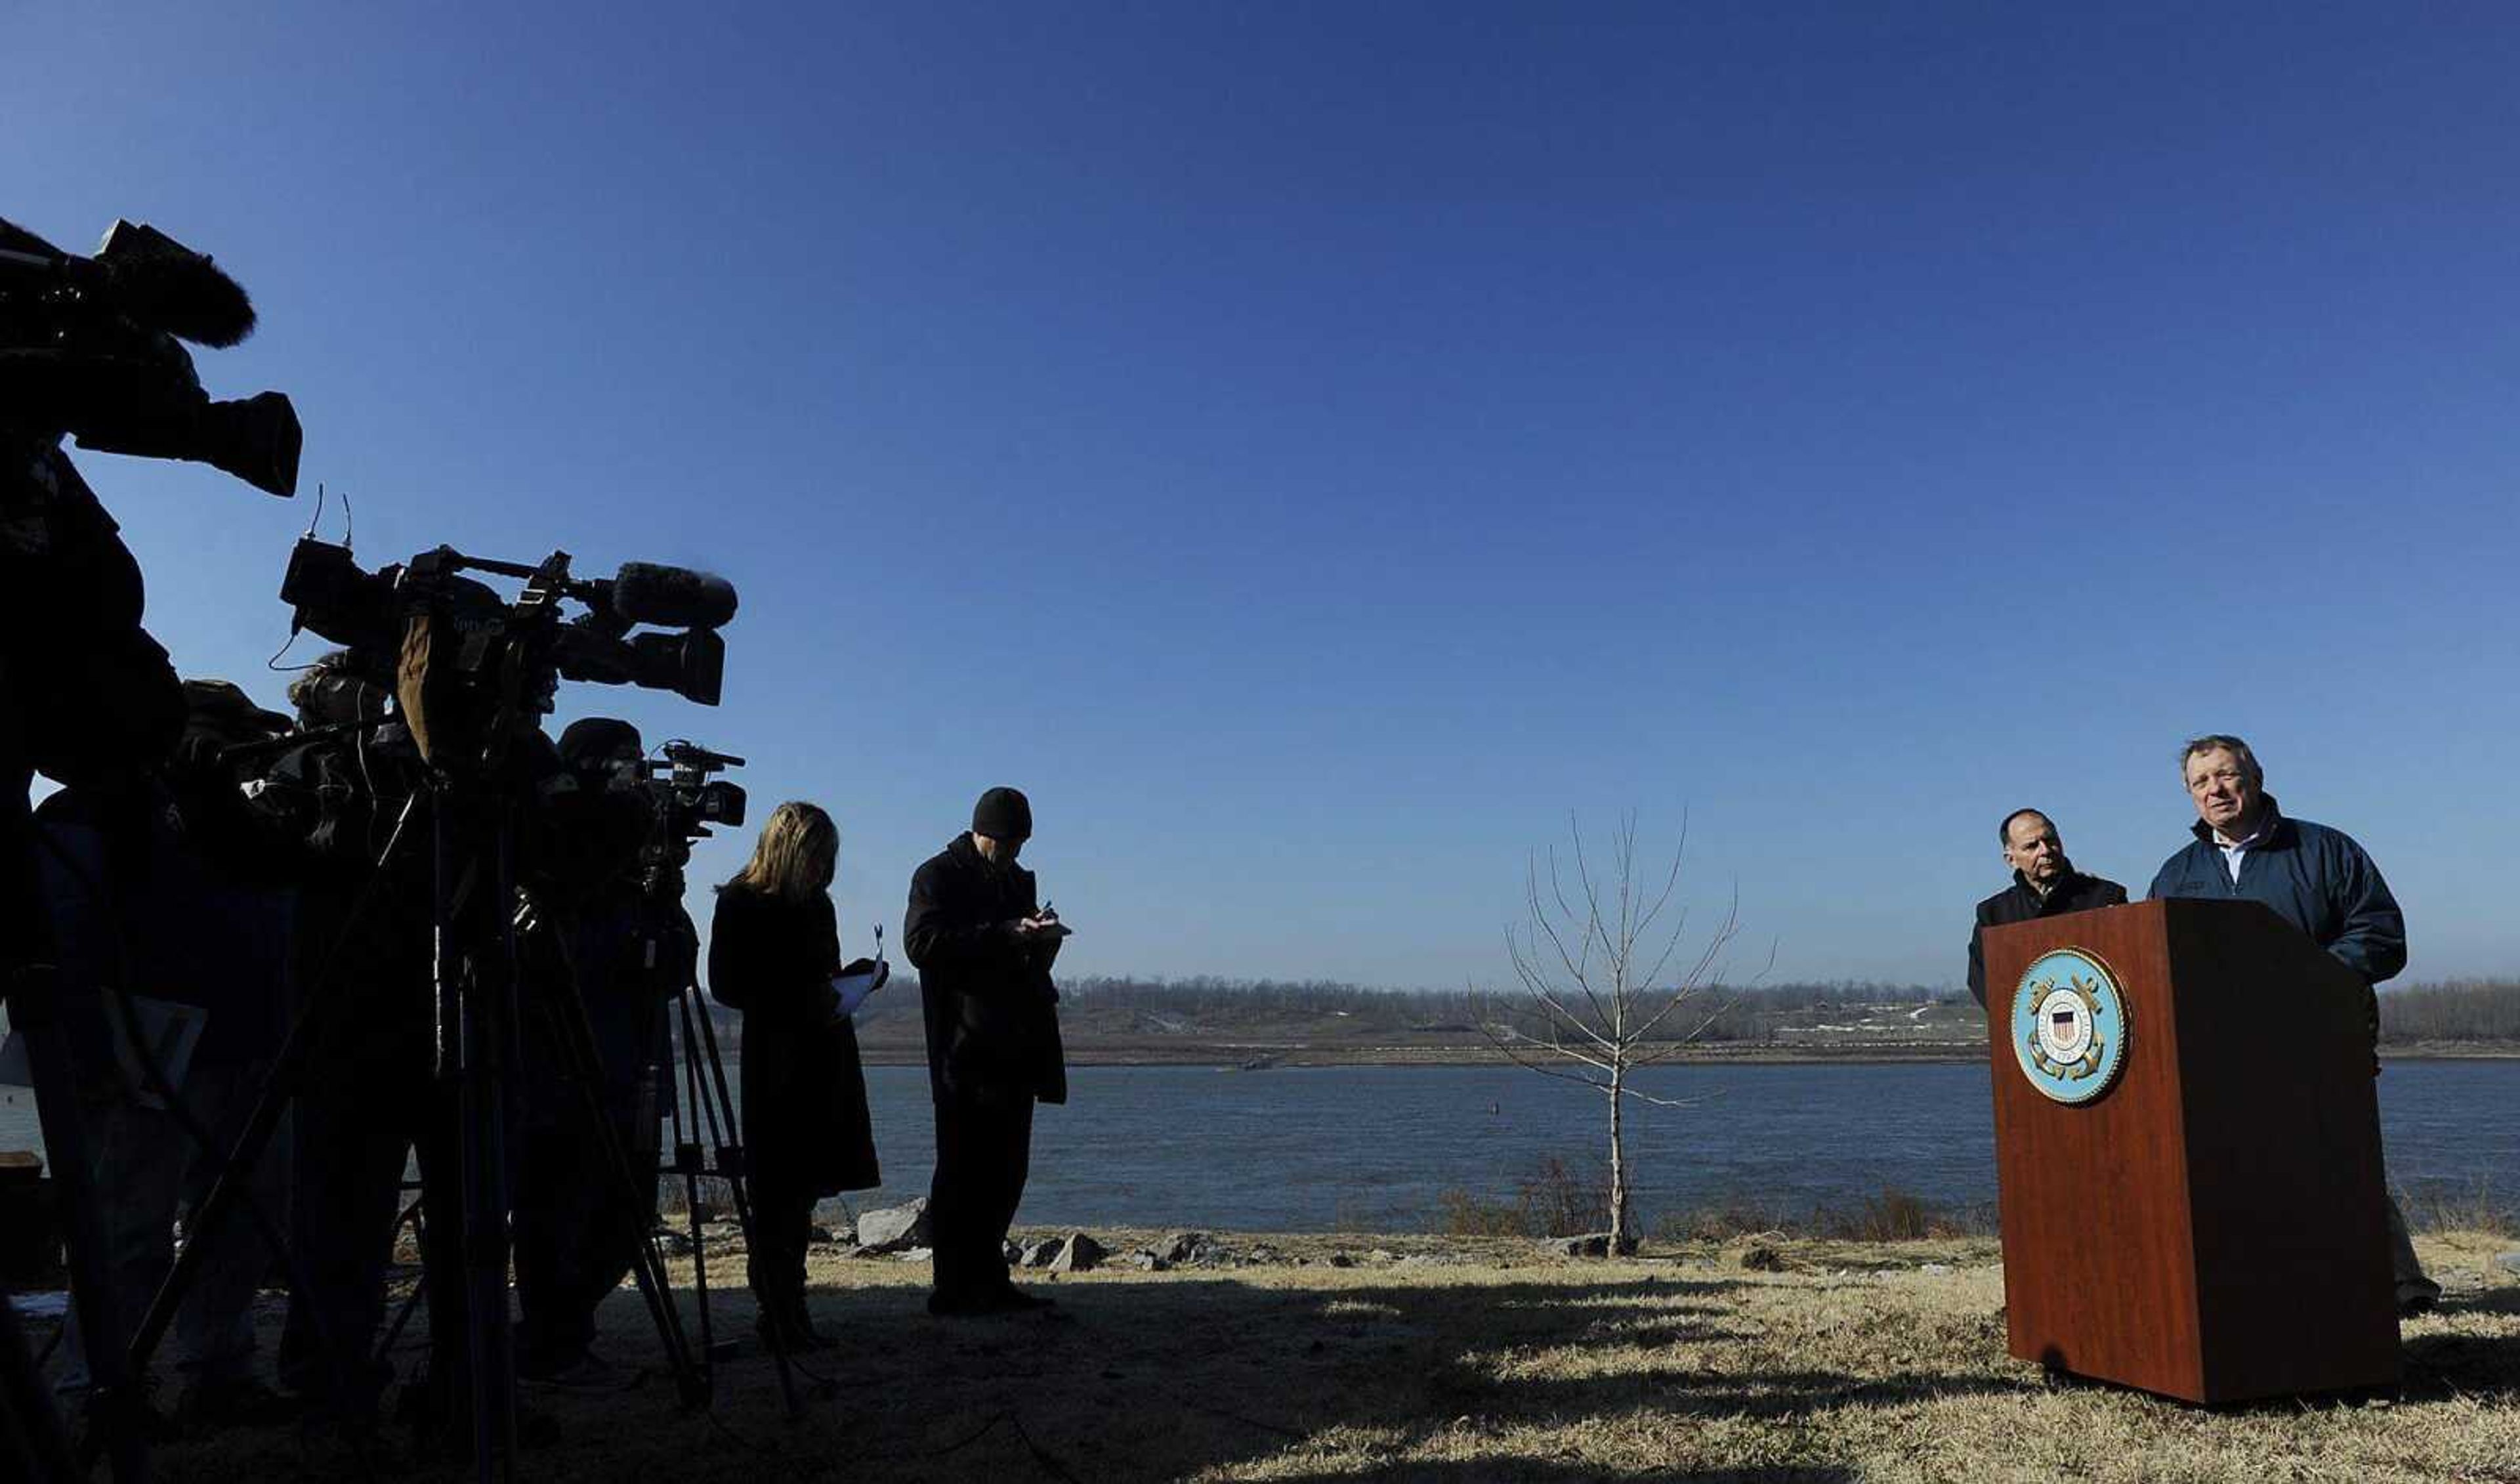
[2378,979,2520,1043]
[1060,975,1449,1023]
[703,973,2520,1052]
[1047,974,2520,1044]
[1051,975,1957,1044]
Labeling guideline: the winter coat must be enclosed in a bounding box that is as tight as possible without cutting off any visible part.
[707,885,880,1196]
[1965,868,2128,1007]
[2144,795,2406,986]
[904,834,1067,1109]
[33,781,294,1071]
[1,432,182,787]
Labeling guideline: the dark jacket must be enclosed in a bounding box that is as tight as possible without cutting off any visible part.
[1966,867,2128,1007]
[2,431,184,788]
[34,781,295,1070]
[2145,795,2406,986]
[707,885,879,1195]
[904,834,1066,1109]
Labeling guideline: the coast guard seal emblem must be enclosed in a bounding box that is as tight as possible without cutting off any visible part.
[2010,947,2130,1105]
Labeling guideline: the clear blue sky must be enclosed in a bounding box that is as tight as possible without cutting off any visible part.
[13,2,2518,990]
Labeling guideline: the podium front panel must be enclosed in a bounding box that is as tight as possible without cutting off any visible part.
[1985,901,2206,1399]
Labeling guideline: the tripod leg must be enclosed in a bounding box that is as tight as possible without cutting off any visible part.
[94,985,348,1418]
[535,934,706,1408]
[431,797,514,1483]
[371,1198,428,1372]
[679,984,801,1416]
[116,795,421,1403]
[668,994,717,1382]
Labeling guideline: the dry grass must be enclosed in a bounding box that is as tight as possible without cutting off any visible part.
[91,1227,2520,1481]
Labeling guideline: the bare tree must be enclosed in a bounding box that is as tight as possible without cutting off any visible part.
[1475,813,1744,1254]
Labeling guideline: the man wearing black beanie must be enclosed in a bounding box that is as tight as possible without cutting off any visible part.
[904,786,1070,1316]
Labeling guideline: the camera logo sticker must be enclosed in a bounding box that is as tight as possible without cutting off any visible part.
[2010,946,2130,1105]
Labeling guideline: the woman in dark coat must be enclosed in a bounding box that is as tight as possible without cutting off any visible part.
[707,800,884,1351]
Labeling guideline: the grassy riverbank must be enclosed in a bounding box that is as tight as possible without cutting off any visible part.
[117,1226,2520,1481]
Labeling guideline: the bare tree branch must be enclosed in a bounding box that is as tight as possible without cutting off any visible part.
[1486,810,1752,1256]
[1528,852,1610,1032]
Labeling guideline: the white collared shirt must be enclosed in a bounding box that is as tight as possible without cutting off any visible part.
[2212,815,2275,883]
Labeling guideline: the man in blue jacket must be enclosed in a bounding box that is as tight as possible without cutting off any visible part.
[2146,734,2439,1315]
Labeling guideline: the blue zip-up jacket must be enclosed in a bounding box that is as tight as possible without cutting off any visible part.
[2144,794,2406,986]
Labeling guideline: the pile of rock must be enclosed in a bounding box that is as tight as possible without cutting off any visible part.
[832,1198,934,1261]
[995,1230,1222,1274]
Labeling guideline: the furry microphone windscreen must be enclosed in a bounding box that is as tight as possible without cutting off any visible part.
[96,220,258,349]
[612,562,740,630]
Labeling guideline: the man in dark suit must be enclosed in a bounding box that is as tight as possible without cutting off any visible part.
[904,786,1069,1317]
[1966,808,2128,1007]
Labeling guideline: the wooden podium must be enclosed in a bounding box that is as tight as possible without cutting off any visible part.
[1981,898,2399,1403]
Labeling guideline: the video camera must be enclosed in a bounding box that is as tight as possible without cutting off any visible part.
[4,217,301,786]
[644,741,746,839]
[631,741,745,891]
[1,217,300,497]
[278,538,736,772]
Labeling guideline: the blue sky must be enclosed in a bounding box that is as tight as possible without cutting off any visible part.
[12,2,2518,989]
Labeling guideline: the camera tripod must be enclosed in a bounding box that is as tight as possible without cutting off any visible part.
[362,838,810,1422]
[642,860,803,1416]
[81,759,714,1483]
[427,776,719,1473]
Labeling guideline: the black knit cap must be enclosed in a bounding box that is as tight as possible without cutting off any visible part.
[558,717,642,767]
[971,786,1032,841]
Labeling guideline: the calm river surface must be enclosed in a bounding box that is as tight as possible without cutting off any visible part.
[5,1059,2513,1232]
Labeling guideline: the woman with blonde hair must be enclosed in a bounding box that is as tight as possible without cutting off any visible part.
[708,800,884,1351]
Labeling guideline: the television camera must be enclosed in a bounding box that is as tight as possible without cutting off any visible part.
[638,740,745,880]
[278,537,735,772]
[1,217,299,497]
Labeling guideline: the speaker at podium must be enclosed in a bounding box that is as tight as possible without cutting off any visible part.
[1980,897,2399,1403]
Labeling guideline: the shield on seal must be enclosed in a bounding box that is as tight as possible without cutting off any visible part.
[2012,948,2132,1105]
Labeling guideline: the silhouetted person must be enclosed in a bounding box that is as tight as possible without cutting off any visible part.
[514,717,675,1381]
[708,801,883,1351]
[266,652,470,1437]
[906,787,1068,1317]
[35,681,299,1431]
[1965,808,2126,1007]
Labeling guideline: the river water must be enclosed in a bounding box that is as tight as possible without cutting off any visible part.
[5,1059,2513,1233]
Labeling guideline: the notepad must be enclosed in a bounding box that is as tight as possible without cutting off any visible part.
[832,964,887,1019]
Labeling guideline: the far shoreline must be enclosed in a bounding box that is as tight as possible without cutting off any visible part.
[849,1039,2520,1069]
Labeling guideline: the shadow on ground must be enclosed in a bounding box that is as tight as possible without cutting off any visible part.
[116,1265,2025,1481]
[94,1249,2520,1482]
